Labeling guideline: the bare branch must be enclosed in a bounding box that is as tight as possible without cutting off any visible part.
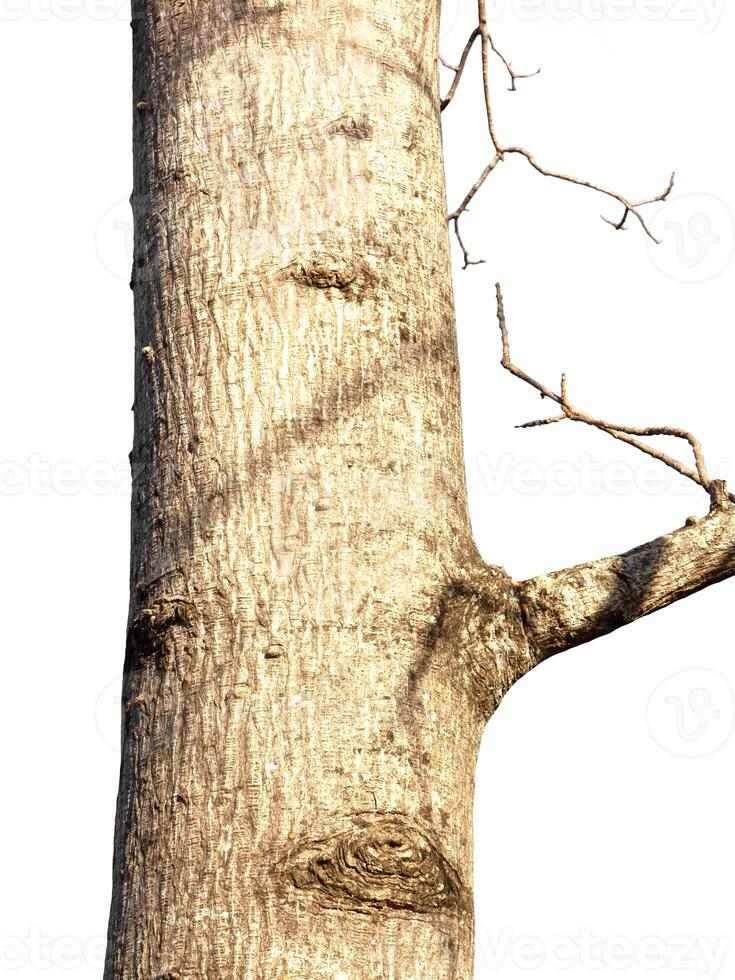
[519,502,735,660]
[495,283,734,508]
[450,215,486,270]
[441,10,735,675]
[440,30,480,112]
[446,0,674,260]
[487,33,540,92]
[447,154,502,267]
[517,414,566,429]
[500,151,674,244]
[439,19,539,111]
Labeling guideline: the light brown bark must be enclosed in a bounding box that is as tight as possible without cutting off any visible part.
[104,2,735,978]
[520,500,735,659]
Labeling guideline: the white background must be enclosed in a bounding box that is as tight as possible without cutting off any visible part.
[0,1,733,977]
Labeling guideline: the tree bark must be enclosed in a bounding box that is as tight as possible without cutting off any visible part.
[520,502,735,660]
[107,1,506,976]
[105,2,735,978]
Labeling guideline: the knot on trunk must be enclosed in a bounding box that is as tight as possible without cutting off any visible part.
[282,813,462,914]
[124,597,195,674]
[284,253,375,297]
[327,113,373,141]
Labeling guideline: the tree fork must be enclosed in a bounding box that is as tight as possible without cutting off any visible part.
[105,2,735,978]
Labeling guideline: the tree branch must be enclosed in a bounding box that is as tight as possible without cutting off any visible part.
[495,284,735,509]
[440,12,735,678]
[518,500,735,660]
[440,30,480,112]
[492,284,735,662]
[440,21,538,112]
[442,0,674,264]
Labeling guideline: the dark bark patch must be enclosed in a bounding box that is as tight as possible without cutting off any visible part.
[233,0,285,23]
[327,113,373,141]
[284,253,375,297]
[157,167,187,187]
[124,598,195,674]
[281,813,463,915]
[422,566,531,720]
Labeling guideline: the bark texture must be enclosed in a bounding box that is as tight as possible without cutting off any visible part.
[105,2,735,978]
[520,503,735,659]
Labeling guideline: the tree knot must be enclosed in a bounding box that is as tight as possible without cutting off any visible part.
[284,252,375,297]
[124,597,196,674]
[281,813,463,915]
[708,479,732,512]
[327,113,373,141]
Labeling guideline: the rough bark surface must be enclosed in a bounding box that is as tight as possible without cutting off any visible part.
[105,2,735,978]
[520,504,735,659]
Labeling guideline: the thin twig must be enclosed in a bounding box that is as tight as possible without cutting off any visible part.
[448,154,502,267]
[501,151,674,244]
[440,30,480,111]
[488,34,541,92]
[451,215,486,269]
[495,284,734,507]
[445,0,674,260]
[440,21,538,111]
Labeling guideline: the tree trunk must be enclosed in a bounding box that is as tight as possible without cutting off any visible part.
[105,2,735,977]
[106,1,515,976]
